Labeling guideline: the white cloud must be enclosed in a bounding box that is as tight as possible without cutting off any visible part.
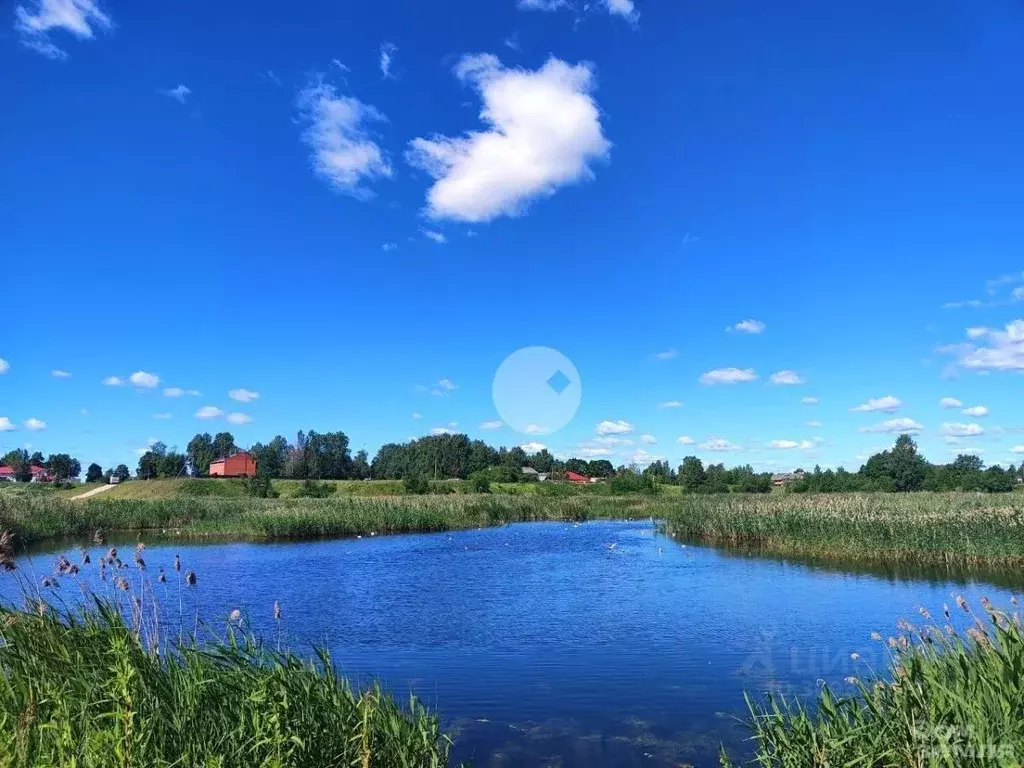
[658,400,681,408]
[700,437,741,452]
[14,0,112,59]
[962,405,989,417]
[163,387,185,397]
[641,433,657,444]
[966,327,989,339]
[801,396,819,405]
[79,409,88,415]
[195,406,223,420]
[593,436,632,446]
[161,85,191,104]
[677,436,695,445]
[769,439,816,450]
[480,420,503,430]
[438,378,457,391]
[859,417,923,434]
[431,427,456,436]
[24,418,46,431]
[379,42,396,79]
[596,419,633,436]
[412,412,423,420]
[51,369,71,378]
[1012,446,1024,454]
[521,441,546,453]
[699,367,757,385]
[604,0,638,18]
[407,54,610,223]
[102,376,123,386]
[652,348,678,360]
[423,229,447,244]
[807,420,822,428]
[580,447,612,457]
[0,417,15,431]
[382,243,398,252]
[769,370,804,385]
[628,449,664,466]
[129,371,159,388]
[941,422,985,437]
[228,388,260,403]
[517,0,636,20]
[186,389,201,396]
[940,397,962,409]
[516,0,570,10]
[939,320,1024,373]
[0,359,8,374]
[730,319,766,334]
[153,413,172,420]
[297,80,391,200]
[851,395,902,413]
[524,424,546,434]
[226,412,253,425]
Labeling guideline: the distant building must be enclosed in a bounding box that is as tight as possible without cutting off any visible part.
[521,467,539,478]
[565,471,590,484]
[209,451,257,478]
[0,467,13,483]
[0,465,52,482]
[771,470,806,487]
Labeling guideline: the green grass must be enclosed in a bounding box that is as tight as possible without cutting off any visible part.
[0,598,454,767]
[722,597,1024,767]
[663,492,1024,567]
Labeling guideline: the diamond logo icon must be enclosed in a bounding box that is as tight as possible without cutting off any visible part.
[492,347,582,436]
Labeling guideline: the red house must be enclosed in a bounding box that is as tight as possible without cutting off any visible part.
[0,465,53,482]
[565,471,590,484]
[209,451,257,478]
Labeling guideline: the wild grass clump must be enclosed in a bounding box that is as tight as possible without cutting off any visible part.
[0,536,455,768]
[722,597,1024,767]
[663,492,1024,567]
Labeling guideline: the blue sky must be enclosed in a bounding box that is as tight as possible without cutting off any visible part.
[2,0,1024,472]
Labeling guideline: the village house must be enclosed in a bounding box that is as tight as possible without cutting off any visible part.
[770,470,806,487]
[565,471,590,485]
[0,465,54,483]
[208,451,257,478]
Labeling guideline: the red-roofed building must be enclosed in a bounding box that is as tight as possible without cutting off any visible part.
[565,471,590,484]
[209,451,257,478]
[0,465,53,482]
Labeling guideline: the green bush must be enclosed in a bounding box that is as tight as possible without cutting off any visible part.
[246,476,278,498]
[468,472,491,493]
[403,475,430,495]
[292,479,336,499]
[608,472,661,495]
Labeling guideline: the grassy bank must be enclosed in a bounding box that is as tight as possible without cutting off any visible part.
[722,597,1024,767]
[663,492,1024,567]
[0,492,654,546]
[0,600,453,767]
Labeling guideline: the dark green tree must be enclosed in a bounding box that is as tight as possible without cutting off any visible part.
[85,463,104,484]
[678,456,707,492]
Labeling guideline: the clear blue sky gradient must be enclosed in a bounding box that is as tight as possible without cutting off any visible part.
[2,0,1023,471]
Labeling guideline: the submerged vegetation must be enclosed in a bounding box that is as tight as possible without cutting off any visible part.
[723,597,1024,767]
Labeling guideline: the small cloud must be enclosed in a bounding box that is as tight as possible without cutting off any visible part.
[380,42,397,79]
[431,426,456,436]
[0,417,16,431]
[438,378,457,391]
[51,369,71,378]
[593,436,632,446]
[730,319,766,334]
[640,434,657,444]
[941,422,984,437]
[699,367,757,385]
[658,401,682,408]
[1011,445,1024,454]
[806,420,822,428]
[966,327,990,339]
[580,447,612,457]
[423,229,447,244]
[700,437,741,452]
[939,397,963,409]
[504,32,521,51]
[524,424,546,434]
[677,436,695,445]
[596,420,633,436]
[412,412,423,420]
[962,405,989,417]
[163,387,185,397]
[851,395,902,413]
[160,85,191,104]
[768,439,816,450]
[228,388,260,403]
[195,406,224,420]
[0,358,8,374]
[226,412,253,425]
[520,441,546,453]
[129,371,160,389]
[859,417,923,434]
[15,0,112,60]
[24,418,46,431]
[103,376,124,386]
[769,370,804,385]
[652,348,678,360]
[801,396,819,405]
[331,59,350,72]
[466,229,478,237]
[153,413,173,420]
[480,420,503,430]
[628,449,665,466]
[517,0,570,10]
[382,242,398,252]
[79,408,89,416]
[186,389,201,396]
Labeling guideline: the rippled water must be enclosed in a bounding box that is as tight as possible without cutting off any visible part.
[8,520,1020,767]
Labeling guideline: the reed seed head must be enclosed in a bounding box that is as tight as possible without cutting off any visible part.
[174,555,181,573]
[185,569,196,587]
[273,600,281,620]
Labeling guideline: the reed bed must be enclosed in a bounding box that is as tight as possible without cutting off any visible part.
[722,597,1024,767]
[663,493,1024,567]
[0,537,455,768]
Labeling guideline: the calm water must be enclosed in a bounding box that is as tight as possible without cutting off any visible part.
[8,520,1021,767]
